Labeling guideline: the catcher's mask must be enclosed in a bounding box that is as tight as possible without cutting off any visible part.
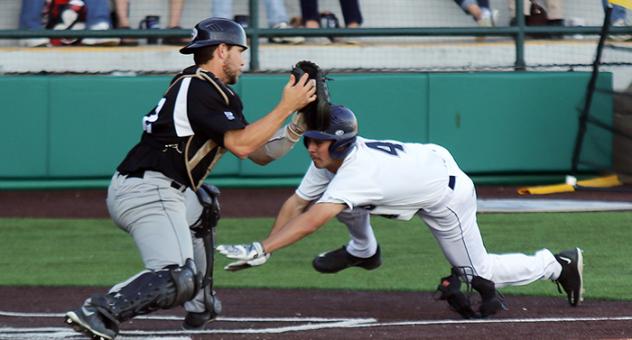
[180,17,248,54]
[303,105,358,160]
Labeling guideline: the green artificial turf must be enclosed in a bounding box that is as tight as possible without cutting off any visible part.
[1,211,631,300]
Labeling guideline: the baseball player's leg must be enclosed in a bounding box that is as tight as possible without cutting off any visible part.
[420,163,565,317]
[66,173,198,337]
[421,173,561,286]
[312,209,381,273]
[182,186,222,329]
[185,236,209,313]
[108,172,194,269]
[338,208,378,258]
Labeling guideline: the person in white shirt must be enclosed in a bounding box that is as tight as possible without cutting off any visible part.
[217,104,584,318]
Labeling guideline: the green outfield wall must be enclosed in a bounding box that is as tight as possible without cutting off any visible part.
[0,72,612,189]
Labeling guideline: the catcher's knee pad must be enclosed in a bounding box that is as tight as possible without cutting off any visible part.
[471,276,506,318]
[170,259,198,305]
[190,184,220,237]
[434,268,476,319]
[92,259,198,322]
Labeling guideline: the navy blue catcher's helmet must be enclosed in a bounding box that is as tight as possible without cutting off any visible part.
[303,105,358,159]
[180,17,248,54]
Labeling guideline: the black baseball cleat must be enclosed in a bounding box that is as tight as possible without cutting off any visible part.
[312,245,382,273]
[183,291,222,330]
[554,247,584,306]
[64,305,118,340]
[471,276,507,318]
[183,310,216,330]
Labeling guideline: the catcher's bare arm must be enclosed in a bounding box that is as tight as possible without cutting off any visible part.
[247,61,329,164]
[225,73,315,160]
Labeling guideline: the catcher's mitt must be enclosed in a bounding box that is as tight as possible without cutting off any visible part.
[291,60,331,131]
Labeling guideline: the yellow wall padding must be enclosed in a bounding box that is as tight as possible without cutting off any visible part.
[576,174,622,187]
[609,0,632,10]
[517,175,622,195]
[517,183,575,195]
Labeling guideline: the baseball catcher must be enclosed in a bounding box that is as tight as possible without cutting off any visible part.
[291,60,331,131]
[64,16,316,340]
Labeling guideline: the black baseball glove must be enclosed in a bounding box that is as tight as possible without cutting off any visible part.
[291,60,331,131]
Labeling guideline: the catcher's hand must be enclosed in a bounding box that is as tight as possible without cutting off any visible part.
[216,242,270,272]
[291,60,331,131]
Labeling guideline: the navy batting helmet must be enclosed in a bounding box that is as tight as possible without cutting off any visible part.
[303,105,358,159]
[180,17,248,54]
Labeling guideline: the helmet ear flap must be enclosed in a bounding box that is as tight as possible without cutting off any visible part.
[330,136,356,159]
[303,136,311,149]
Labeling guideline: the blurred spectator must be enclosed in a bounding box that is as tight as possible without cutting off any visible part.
[212,0,305,44]
[113,0,188,46]
[299,0,362,43]
[300,0,362,28]
[508,0,564,28]
[603,0,630,41]
[19,0,119,47]
[454,0,497,27]
[18,0,49,47]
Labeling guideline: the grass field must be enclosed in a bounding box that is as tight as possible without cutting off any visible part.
[1,211,631,300]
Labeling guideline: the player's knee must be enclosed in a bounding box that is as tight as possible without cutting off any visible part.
[335,208,368,225]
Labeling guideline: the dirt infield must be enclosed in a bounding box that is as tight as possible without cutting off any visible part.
[2,286,632,339]
[1,185,632,339]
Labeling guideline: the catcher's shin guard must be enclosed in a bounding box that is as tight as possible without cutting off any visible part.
[471,276,507,318]
[91,259,198,323]
[191,184,222,317]
[434,268,477,319]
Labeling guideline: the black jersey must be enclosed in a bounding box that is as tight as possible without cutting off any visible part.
[117,66,247,189]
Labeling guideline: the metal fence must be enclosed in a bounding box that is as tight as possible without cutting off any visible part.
[0,0,631,72]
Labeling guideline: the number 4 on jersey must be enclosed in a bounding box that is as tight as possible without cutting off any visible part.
[366,141,404,156]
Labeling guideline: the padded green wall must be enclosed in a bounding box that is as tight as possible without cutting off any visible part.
[0,72,612,185]
[1,78,49,177]
[428,72,612,172]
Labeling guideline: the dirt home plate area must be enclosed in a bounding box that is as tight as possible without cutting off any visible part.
[1,186,632,339]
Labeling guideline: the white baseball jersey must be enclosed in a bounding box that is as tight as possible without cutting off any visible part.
[296,136,562,287]
[296,137,453,220]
